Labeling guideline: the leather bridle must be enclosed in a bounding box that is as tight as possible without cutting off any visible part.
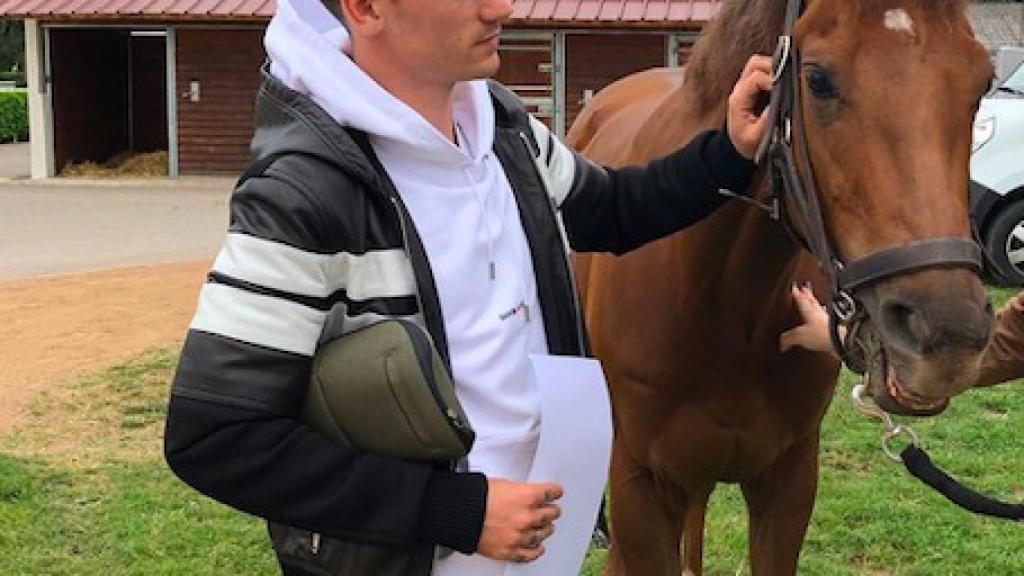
[754,0,983,373]
[746,0,1024,525]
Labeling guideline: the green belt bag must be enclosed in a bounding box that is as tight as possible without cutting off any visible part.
[302,319,475,461]
[269,320,477,575]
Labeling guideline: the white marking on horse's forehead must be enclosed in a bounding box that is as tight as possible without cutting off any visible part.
[883,8,916,36]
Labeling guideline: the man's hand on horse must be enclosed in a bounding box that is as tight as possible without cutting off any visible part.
[727,55,773,160]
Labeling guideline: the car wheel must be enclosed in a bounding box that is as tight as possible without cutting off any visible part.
[984,200,1024,286]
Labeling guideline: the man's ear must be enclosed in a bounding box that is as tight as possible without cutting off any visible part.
[341,0,385,36]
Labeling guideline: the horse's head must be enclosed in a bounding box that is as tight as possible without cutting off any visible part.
[794,0,994,415]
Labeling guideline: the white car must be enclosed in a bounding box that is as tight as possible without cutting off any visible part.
[971,60,1024,285]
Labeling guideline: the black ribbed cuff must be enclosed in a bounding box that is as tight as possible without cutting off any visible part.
[418,470,488,554]
[702,128,757,195]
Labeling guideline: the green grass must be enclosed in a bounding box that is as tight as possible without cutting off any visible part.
[3,296,1023,576]
[0,459,276,575]
[681,370,1024,576]
[0,351,278,575]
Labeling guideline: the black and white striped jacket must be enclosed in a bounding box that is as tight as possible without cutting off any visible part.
[164,68,754,568]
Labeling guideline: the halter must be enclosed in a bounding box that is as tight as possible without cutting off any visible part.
[755,0,982,373]
[752,0,1023,525]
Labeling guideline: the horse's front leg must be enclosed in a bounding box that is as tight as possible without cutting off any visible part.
[604,435,689,576]
[740,431,821,576]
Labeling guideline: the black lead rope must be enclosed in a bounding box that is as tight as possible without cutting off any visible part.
[900,445,1024,522]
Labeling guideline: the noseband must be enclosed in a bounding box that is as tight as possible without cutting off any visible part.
[754,0,982,373]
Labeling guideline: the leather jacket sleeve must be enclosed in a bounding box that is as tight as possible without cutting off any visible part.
[525,115,756,255]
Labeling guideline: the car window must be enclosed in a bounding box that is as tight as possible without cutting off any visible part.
[1005,62,1024,92]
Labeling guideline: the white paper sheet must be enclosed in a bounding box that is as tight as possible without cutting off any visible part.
[506,354,613,576]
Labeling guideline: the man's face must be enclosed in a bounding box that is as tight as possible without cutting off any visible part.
[376,0,513,85]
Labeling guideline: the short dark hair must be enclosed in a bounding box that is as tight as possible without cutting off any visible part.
[321,0,345,24]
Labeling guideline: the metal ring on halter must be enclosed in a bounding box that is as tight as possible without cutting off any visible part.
[882,425,920,462]
[771,35,792,83]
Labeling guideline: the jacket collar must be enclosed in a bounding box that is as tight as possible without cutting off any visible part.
[251,63,386,193]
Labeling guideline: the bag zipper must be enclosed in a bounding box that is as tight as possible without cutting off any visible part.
[395,318,475,448]
[309,532,321,555]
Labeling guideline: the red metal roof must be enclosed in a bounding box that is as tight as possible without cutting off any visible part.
[0,0,721,24]
[513,0,721,25]
[0,0,272,18]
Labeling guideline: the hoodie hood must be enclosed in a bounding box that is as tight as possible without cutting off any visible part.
[264,0,495,164]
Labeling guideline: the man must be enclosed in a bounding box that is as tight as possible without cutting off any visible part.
[163,0,771,573]
[782,284,1024,387]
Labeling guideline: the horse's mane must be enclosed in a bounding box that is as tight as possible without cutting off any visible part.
[685,0,970,116]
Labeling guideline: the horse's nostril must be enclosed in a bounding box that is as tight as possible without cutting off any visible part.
[985,297,994,316]
[881,301,928,353]
[878,294,991,356]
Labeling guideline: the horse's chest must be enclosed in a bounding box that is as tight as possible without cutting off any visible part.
[618,369,832,482]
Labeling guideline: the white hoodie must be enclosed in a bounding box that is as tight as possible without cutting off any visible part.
[265,0,548,572]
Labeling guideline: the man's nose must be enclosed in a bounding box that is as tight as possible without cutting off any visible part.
[481,0,513,23]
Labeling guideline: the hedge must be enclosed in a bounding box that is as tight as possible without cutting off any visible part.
[0,90,28,142]
[0,71,27,88]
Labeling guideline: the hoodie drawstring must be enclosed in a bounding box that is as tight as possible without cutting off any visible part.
[459,122,498,282]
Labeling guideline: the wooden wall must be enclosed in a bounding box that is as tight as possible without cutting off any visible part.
[175,28,264,175]
[564,33,667,133]
[495,37,555,129]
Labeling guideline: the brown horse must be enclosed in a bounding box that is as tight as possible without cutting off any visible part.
[568,1,995,575]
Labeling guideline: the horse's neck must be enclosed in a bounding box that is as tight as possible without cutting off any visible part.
[674,166,809,320]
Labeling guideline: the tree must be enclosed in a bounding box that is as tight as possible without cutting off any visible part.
[0,19,24,74]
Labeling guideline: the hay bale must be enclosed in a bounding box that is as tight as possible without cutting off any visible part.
[60,151,168,179]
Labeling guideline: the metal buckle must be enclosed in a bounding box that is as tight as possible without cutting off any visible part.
[767,195,780,221]
[717,189,782,221]
[832,291,857,323]
[772,35,792,83]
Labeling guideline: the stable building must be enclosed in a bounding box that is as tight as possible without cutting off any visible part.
[0,0,721,178]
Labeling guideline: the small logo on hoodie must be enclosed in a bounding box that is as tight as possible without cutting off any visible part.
[499,300,530,323]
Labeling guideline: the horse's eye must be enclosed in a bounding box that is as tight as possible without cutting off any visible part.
[806,66,839,100]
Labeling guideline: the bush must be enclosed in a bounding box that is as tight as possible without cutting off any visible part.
[0,90,28,142]
[0,71,26,88]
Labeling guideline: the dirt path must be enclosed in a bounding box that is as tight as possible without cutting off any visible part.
[0,260,211,434]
